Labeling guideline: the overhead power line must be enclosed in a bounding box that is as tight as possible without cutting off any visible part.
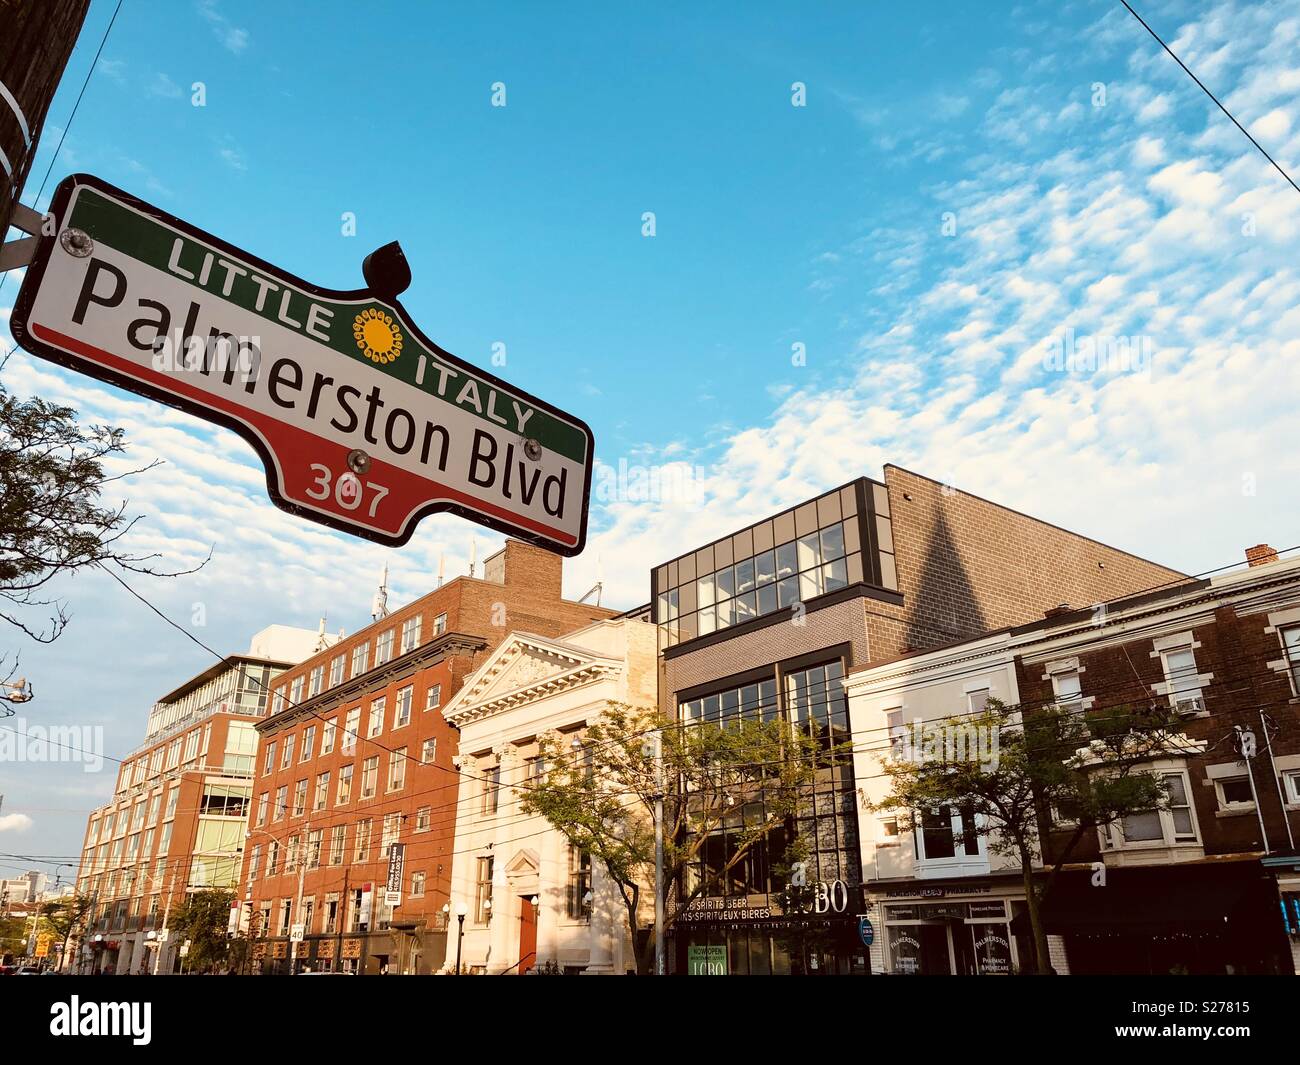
[1119,0,1300,197]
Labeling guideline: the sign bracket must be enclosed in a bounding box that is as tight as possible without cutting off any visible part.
[0,202,46,273]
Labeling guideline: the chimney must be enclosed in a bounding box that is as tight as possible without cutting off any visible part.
[1246,544,1279,568]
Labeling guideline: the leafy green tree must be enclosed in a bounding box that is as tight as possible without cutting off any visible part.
[170,889,236,973]
[40,893,93,966]
[0,364,203,654]
[875,696,1184,974]
[521,701,828,973]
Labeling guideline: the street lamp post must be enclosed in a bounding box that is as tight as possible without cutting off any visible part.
[454,902,467,975]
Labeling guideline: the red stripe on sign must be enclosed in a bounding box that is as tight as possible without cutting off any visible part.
[29,323,579,546]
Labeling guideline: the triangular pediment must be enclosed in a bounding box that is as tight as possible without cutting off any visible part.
[474,643,586,702]
[442,631,623,727]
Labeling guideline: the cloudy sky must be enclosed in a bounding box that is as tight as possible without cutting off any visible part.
[3,0,1299,871]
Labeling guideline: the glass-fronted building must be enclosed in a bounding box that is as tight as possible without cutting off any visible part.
[654,479,901,975]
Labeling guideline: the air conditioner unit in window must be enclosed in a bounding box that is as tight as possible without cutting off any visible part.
[1175,695,1205,715]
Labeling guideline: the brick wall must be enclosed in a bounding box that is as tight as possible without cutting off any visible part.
[662,467,1185,709]
[1016,575,1300,866]
[882,465,1185,655]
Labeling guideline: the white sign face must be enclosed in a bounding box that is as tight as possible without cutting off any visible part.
[290,924,305,944]
[9,174,594,552]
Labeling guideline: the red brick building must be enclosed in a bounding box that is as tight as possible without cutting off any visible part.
[1015,545,1300,975]
[73,625,325,974]
[242,540,616,974]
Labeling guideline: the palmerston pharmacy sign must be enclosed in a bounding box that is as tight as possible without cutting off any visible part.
[9,174,593,552]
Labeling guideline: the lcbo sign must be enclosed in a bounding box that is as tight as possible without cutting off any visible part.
[9,175,593,552]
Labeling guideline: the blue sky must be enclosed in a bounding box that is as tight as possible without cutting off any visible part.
[4,0,1300,871]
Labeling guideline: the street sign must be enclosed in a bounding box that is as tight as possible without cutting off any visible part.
[9,174,594,553]
[290,923,304,944]
[858,915,874,947]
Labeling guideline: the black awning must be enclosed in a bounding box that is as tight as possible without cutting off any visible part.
[1012,862,1279,936]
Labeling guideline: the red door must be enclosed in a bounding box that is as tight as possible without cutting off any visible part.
[518,897,537,974]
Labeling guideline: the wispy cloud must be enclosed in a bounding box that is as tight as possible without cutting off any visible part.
[197,0,250,54]
[148,72,183,99]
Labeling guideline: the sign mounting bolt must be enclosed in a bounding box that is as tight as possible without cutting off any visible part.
[522,438,542,462]
[59,228,93,258]
[347,449,371,475]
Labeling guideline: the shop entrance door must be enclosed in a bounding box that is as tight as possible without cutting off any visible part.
[917,924,952,975]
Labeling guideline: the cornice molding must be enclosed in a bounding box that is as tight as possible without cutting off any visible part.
[256,631,487,734]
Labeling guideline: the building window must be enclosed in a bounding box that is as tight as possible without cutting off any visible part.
[411,871,426,898]
[279,899,293,936]
[425,683,442,711]
[351,642,369,678]
[273,785,288,821]
[886,709,907,756]
[388,748,407,792]
[381,813,401,853]
[324,896,339,933]
[290,676,305,704]
[329,825,345,866]
[337,764,353,805]
[248,844,262,882]
[375,629,395,666]
[308,665,324,698]
[967,688,990,713]
[313,772,330,811]
[415,806,431,832]
[306,829,323,869]
[267,841,280,876]
[329,655,345,688]
[421,738,437,765]
[433,613,447,636]
[1281,626,1300,693]
[1051,671,1082,704]
[292,779,307,817]
[263,742,276,776]
[354,819,371,862]
[566,846,592,920]
[281,733,295,768]
[1285,770,1300,806]
[658,505,857,646]
[272,688,286,716]
[1106,771,1199,848]
[400,615,422,654]
[393,686,413,729]
[1160,645,1205,714]
[361,756,379,799]
[368,698,385,738]
[915,806,982,863]
[475,857,494,924]
[301,725,316,761]
[321,719,336,755]
[482,764,501,815]
[343,708,360,754]
[1214,775,1255,811]
[285,835,299,874]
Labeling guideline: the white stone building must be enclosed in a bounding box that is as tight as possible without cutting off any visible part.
[442,617,657,975]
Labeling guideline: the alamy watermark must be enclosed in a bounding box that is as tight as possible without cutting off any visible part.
[1041,327,1152,375]
[593,458,707,508]
[889,718,1000,772]
[0,717,104,772]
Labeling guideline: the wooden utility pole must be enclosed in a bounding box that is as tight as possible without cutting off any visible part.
[0,0,91,235]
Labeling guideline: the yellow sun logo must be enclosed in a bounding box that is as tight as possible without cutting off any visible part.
[353,308,403,364]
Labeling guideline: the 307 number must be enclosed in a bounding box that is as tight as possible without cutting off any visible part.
[306,463,389,517]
